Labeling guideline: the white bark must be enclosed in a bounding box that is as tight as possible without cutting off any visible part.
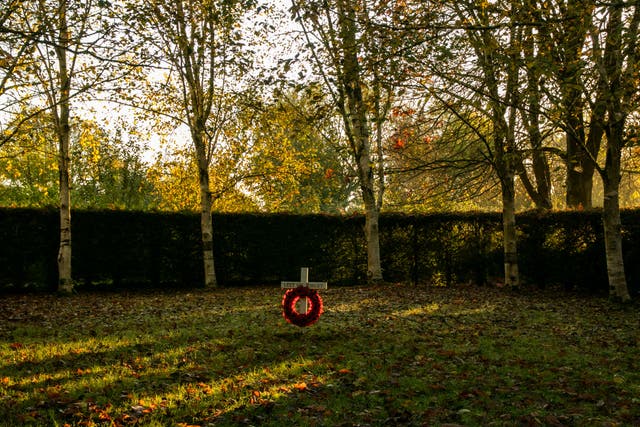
[197,147,217,287]
[602,185,629,302]
[55,0,73,294]
[501,175,519,288]
[337,0,383,283]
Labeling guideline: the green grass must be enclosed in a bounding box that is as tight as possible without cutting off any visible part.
[0,285,638,426]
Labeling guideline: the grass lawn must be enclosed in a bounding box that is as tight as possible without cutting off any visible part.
[0,285,638,426]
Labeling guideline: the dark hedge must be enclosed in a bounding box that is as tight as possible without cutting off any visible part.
[0,208,638,295]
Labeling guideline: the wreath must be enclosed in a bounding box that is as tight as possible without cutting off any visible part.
[282,286,324,327]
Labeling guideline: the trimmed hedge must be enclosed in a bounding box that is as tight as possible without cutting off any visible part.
[0,208,638,295]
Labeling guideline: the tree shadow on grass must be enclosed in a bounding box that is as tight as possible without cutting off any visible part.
[0,331,345,425]
[0,286,484,425]
[1,286,638,426]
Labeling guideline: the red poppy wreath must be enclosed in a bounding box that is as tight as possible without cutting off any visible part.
[282,286,324,327]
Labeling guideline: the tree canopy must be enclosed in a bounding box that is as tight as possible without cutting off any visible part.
[1,0,638,214]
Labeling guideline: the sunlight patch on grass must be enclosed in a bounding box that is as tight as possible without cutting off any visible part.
[391,302,496,319]
[104,356,332,424]
[448,305,497,316]
[392,302,442,317]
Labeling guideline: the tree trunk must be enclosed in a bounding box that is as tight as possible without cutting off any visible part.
[563,79,600,209]
[56,1,73,294]
[602,182,629,302]
[601,123,630,302]
[563,83,592,209]
[501,173,519,288]
[57,126,73,294]
[363,192,383,283]
[554,0,596,209]
[531,152,552,209]
[501,20,520,288]
[337,0,383,283]
[594,1,635,302]
[522,26,552,210]
[518,123,552,210]
[194,134,217,288]
[566,170,593,209]
[566,133,594,209]
[356,135,383,283]
[355,119,383,283]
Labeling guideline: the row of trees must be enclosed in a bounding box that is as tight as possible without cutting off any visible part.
[1,0,639,300]
[289,0,639,300]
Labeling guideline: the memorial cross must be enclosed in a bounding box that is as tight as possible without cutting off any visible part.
[281,267,327,314]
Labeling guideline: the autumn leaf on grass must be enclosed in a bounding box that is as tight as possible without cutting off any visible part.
[197,382,213,394]
[9,342,23,350]
[293,382,308,391]
[75,368,91,376]
[91,404,113,422]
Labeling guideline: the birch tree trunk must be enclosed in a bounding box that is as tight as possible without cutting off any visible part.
[194,132,217,288]
[601,114,630,302]
[452,0,522,289]
[56,106,73,294]
[602,172,629,302]
[55,1,73,294]
[144,0,251,288]
[496,117,520,288]
[337,0,383,283]
[502,24,520,288]
[363,181,383,283]
[291,0,393,283]
[591,2,637,301]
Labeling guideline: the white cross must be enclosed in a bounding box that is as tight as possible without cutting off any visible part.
[281,267,327,314]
